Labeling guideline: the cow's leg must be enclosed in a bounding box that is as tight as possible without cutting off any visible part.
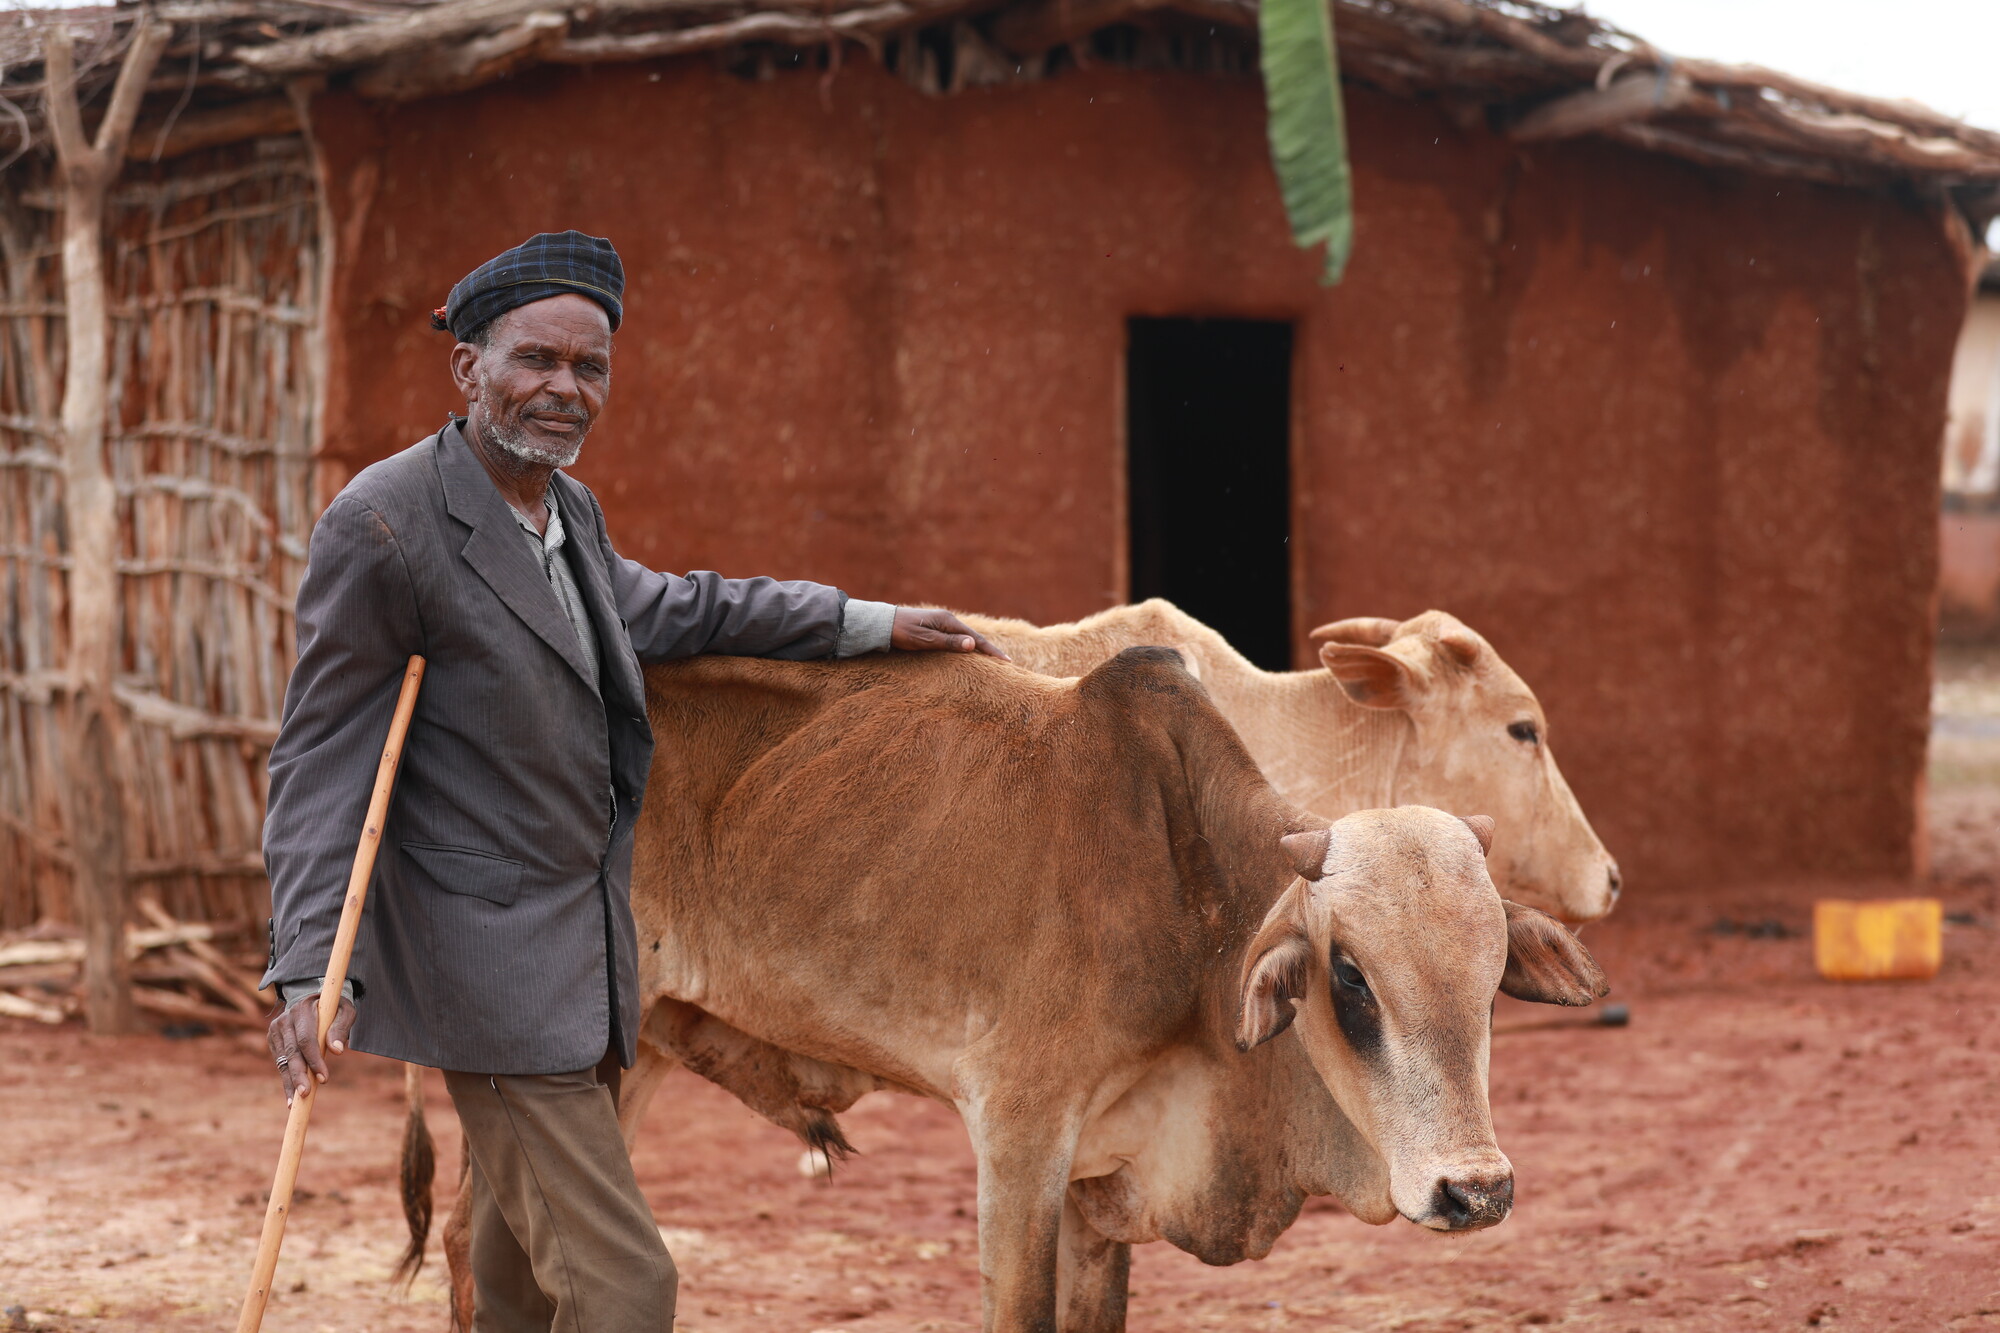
[959,1077,1083,1333]
[969,1124,1073,1333]
[619,1028,682,1152]
[1055,1193,1129,1333]
[639,997,869,1155]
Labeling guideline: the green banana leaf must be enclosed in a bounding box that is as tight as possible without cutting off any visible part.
[1260,0,1353,284]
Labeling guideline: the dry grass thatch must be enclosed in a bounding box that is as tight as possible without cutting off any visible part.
[0,0,1996,204]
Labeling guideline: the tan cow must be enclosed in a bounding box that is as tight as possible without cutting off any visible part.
[956,600,1621,924]
[410,646,1608,1332]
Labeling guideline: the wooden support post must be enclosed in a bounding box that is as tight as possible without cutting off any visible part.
[43,16,174,1035]
[67,706,129,1031]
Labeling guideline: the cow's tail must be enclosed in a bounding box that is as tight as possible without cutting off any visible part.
[393,1061,435,1290]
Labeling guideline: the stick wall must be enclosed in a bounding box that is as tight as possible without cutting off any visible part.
[0,142,321,931]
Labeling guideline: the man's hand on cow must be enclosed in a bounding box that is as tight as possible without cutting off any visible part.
[267,993,357,1104]
[890,607,1009,659]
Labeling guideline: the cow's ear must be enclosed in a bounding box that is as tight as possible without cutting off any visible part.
[1318,643,1420,710]
[1237,886,1314,1051]
[1459,815,1495,856]
[1308,617,1401,648]
[1499,901,1609,1006]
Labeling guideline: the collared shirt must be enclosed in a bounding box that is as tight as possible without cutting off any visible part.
[515,495,621,851]
[511,495,599,687]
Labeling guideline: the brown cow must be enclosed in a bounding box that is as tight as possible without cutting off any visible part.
[413,647,1604,1331]
[957,600,1621,925]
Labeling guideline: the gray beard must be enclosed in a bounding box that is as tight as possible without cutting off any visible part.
[486,413,584,469]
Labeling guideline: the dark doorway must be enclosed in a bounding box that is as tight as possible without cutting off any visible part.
[1126,317,1294,671]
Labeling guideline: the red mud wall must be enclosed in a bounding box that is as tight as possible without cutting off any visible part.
[309,61,1964,891]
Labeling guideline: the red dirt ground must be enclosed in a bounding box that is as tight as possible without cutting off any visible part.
[4,796,1998,1331]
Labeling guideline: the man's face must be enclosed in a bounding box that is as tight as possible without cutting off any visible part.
[451,293,613,469]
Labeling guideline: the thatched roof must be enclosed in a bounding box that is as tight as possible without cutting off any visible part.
[3,0,1999,220]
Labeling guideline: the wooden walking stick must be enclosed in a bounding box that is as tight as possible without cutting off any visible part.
[236,655,426,1333]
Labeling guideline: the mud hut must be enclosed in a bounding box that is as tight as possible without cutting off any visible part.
[3,0,1998,949]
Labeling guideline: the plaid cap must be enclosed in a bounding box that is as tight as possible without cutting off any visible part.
[430,231,624,339]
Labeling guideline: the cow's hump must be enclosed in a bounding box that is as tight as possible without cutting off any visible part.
[1077,644,1200,701]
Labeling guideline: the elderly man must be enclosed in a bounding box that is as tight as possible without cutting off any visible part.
[260,231,1001,1332]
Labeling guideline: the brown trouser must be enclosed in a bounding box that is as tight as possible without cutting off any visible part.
[444,1053,677,1333]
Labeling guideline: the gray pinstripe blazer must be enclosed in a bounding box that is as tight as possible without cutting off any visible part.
[261,423,851,1074]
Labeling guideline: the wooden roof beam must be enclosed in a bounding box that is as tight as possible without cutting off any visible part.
[353,10,569,100]
[1509,68,1696,142]
[549,0,984,63]
[125,96,302,160]
[233,0,554,72]
[1379,0,1624,80]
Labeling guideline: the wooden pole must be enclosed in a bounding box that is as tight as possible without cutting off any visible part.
[44,15,174,1035]
[236,655,425,1333]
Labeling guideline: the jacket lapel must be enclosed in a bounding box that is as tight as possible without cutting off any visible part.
[436,422,599,691]
[551,474,645,718]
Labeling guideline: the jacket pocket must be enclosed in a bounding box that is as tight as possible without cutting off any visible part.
[401,843,525,907]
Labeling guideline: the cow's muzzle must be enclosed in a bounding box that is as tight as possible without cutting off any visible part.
[1420,1171,1514,1231]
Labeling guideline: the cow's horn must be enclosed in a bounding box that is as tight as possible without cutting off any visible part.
[1459,815,1495,856]
[1280,828,1332,879]
[1436,624,1482,667]
[1308,617,1400,647]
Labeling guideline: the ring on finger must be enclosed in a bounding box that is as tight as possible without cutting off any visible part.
[275,1055,290,1068]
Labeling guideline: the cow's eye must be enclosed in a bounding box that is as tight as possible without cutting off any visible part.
[1333,957,1369,992]
[1507,721,1540,746]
